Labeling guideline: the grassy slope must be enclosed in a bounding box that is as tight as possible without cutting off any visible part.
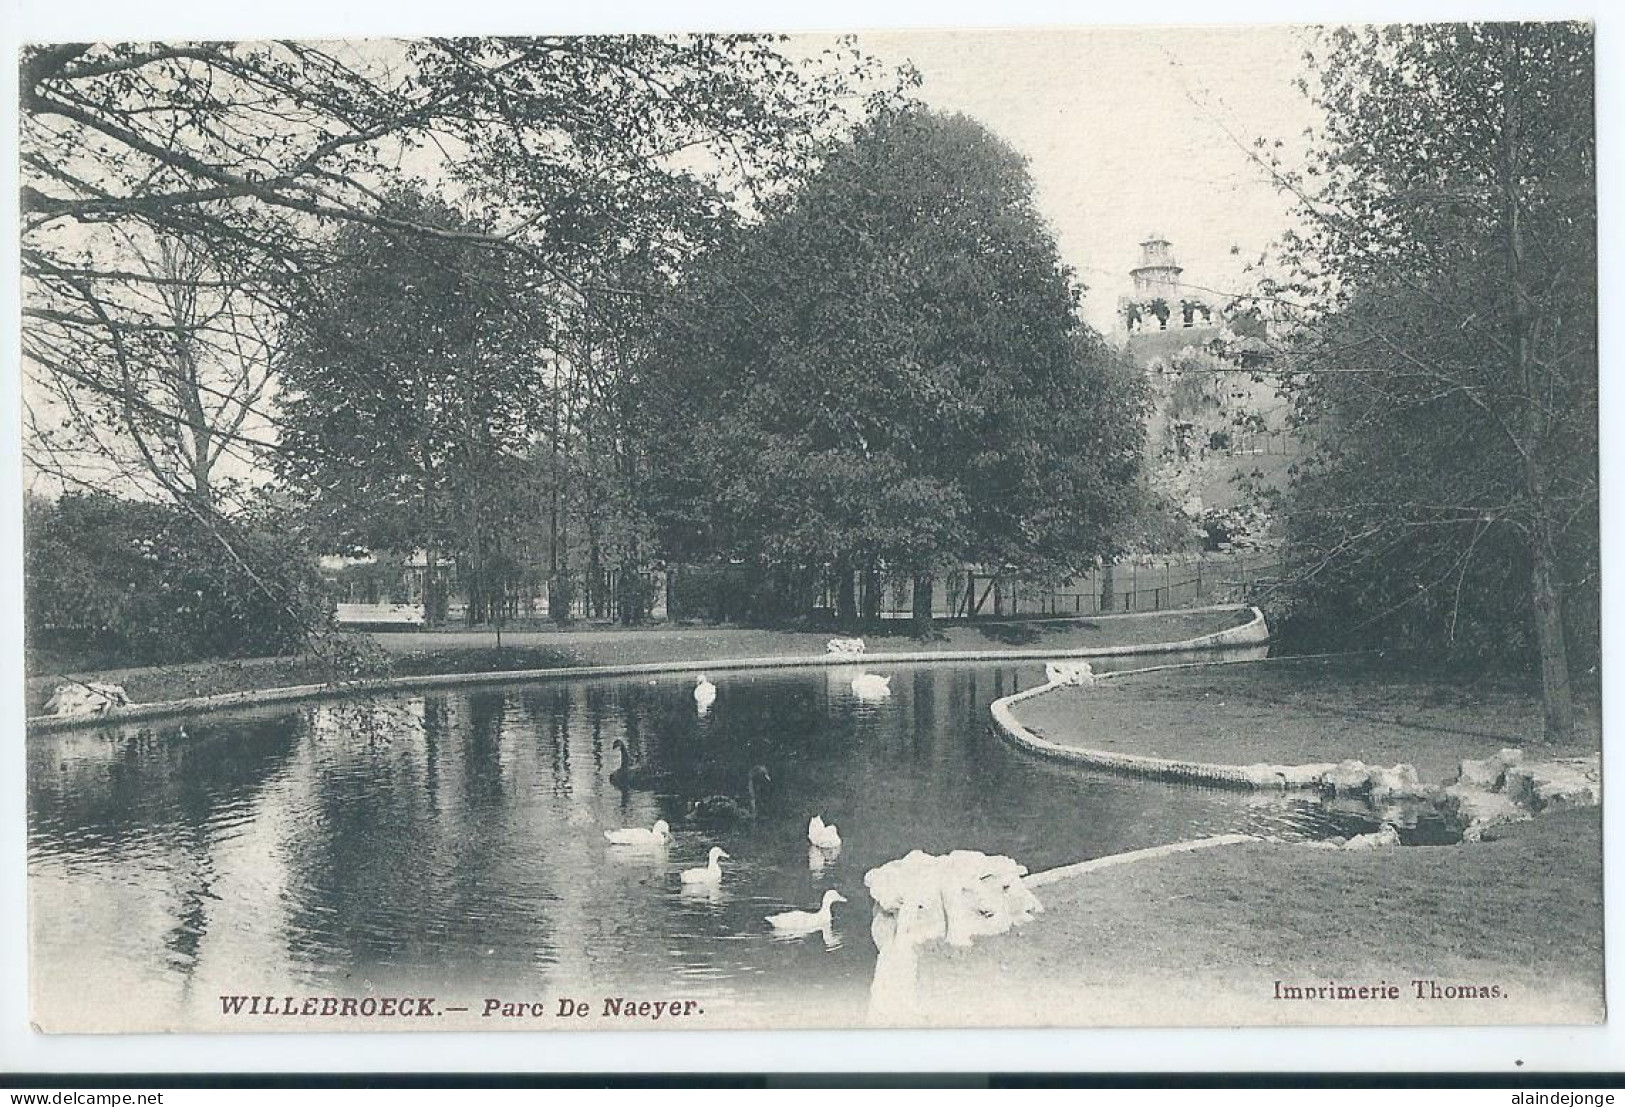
[1013,654,1600,783]
[365,608,1245,658]
[25,608,1249,715]
[916,809,1603,1026]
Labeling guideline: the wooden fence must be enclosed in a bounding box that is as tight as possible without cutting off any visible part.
[866,549,1287,622]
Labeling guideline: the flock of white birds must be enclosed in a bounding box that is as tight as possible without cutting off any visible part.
[603,813,847,934]
[600,671,876,935]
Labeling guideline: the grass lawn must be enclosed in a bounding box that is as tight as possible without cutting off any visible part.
[25,607,1250,715]
[365,607,1248,659]
[914,808,1604,1026]
[1012,653,1600,784]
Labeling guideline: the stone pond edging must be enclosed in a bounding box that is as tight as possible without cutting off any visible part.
[28,603,1270,735]
[987,608,1347,791]
[987,630,1605,833]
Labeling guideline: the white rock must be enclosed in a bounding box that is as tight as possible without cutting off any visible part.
[1043,661,1096,687]
[1341,825,1401,851]
[44,682,131,716]
[1243,761,1339,788]
[1321,759,1374,795]
[1501,764,1538,807]
[1318,760,1428,802]
[1456,748,1522,790]
[1437,784,1528,841]
[1369,763,1425,802]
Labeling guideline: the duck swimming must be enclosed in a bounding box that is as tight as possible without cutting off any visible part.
[766,890,847,933]
[808,815,842,850]
[850,672,892,700]
[604,820,671,846]
[689,765,771,825]
[679,846,729,886]
[693,675,718,713]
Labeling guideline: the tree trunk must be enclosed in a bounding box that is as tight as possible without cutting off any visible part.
[862,558,881,626]
[835,554,857,629]
[548,380,562,624]
[588,535,604,619]
[618,559,643,626]
[911,571,934,638]
[1100,562,1116,614]
[1526,515,1574,742]
[417,373,440,628]
[1501,34,1573,742]
[466,498,485,626]
[423,546,440,626]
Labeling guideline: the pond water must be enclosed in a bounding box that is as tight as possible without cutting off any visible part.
[27,655,1383,1030]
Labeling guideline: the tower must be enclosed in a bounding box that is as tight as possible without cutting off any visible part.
[1119,232,1216,340]
[1129,233,1182,301]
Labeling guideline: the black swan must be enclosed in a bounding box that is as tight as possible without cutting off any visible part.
[608,739,663,789]
[689,765,772,824]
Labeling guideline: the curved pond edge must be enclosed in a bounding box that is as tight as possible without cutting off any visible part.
[1024,833,1259,889]
[988,617,1348,792]
[28,603,1270,735]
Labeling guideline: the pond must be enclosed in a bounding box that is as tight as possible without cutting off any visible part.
[27,655,1383,1031]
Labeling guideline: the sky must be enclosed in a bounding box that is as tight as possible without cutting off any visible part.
[852,26,1320,333]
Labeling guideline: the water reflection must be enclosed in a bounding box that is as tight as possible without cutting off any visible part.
[29,653,1356,1030]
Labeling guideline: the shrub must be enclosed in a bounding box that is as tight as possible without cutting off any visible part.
[667,563,806,625]
[25,493,330,668]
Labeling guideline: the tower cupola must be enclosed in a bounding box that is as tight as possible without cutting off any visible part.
[1130,232,1183,298]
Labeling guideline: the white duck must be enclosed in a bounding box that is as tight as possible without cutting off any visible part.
[604,819,671,847]
[766,889,847,933]
[694,675,718,712]
[679,846,729,886]
[808,815,842,850]
[850,672,892,700]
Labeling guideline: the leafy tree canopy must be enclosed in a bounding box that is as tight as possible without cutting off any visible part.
[275,188,545,569]
[640,109,1146,586]
[1268,23,1596,737]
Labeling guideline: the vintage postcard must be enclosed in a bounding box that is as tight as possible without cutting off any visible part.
[16,17,1602,1040]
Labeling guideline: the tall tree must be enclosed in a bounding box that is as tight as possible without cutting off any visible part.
[21,34,911,640]
[1270,24,1596,739]
[276,191,548,625]
[641,109,1146,631]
